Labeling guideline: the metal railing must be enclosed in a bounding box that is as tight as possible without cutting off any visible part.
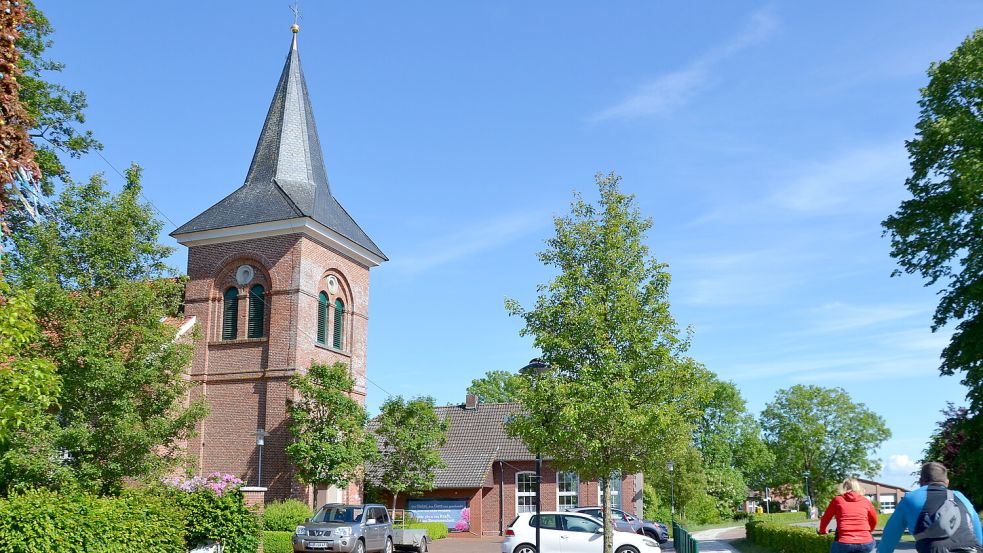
[673,522,700,553]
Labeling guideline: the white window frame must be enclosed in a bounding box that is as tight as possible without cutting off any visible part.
[557,471,580,510]
[600,474,622,510]
[516,471,538,514]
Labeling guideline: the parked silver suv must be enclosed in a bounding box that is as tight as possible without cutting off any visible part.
[293,503,394,553]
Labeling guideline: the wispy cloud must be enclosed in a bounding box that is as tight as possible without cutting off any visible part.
[591,7,778,122]
[675,247,817,306]
[388,211,546,275]
[807,302,926,333]
[877,454,920,488]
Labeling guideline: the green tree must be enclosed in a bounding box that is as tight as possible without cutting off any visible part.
[922,404,982,503]
[372,396,449,512]
[2,166,206,494]
[505,172,713,553]
[4,167,203,490]
[466,370,521,403]
[1,1,100,230]
[761,385,891,506]
[0,282,59,443]
[881,29,983,412]
[694,379,774,509]
[287,361,377,489]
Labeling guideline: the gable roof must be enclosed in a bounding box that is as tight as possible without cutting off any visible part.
[368,402,536,490]
[171,31,386,262]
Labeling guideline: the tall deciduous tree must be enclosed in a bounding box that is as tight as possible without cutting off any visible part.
[372,396,449,512]
[505,172,712,553]
[287,362,377,490]
[881,29,983,412]
[2,166,206,494]
[466,370,521,403]
[761,385,891,506]
[922,404,982,503]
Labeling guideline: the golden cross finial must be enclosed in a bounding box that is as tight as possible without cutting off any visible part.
[290,1,301,33]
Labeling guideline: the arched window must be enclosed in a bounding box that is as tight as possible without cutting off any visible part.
[222,287,238,340]
[317,292,328,344]
[247,284,265,338]
[332,298,344,349]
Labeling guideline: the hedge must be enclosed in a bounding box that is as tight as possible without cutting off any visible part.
[263,531,294,553]
[745,521,834,553]
[0,487,187,553]
[748,511,808,524]
[405,522,449,540]
[263,499,312,531]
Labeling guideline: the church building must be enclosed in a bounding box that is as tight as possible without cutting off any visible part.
[170,25,386,503]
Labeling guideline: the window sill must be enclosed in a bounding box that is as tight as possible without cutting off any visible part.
[314,342,351,357]
[209,337,269,346]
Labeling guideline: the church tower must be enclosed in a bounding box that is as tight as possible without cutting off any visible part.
[171,25,386,503]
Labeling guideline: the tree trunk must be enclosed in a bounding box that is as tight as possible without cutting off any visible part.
[392,491,399,518]
[601,477,613,553]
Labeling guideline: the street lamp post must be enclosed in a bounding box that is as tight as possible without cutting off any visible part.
[520,358,550,553]
[667,460,675,520]
[803,470,812,516]
[256,429,268,487]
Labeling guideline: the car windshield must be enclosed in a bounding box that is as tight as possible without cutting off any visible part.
[311,505,364,523]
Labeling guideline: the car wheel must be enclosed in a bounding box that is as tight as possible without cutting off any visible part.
[644,529,657,540]
[353,539,365,553]
[416,537,428,552]
[513,544,537,553]
[385,537,393,553]
[615,547,640,553]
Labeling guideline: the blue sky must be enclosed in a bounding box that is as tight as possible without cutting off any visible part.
[39,2,982,489]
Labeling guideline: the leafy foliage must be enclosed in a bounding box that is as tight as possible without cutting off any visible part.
[760,385,891,506]
[505,173,714,552]
[287,361,377,488]
[372,395,448,511]
[262,499,312,532]
[262,531,294,553]
[745,520,834,553]
[0,487,187,553]
[164,485,259,553]
[0,282,59,443]
[466,370,521,403]
[922,403,983,504]
[2,167,206,494]
[881,29,983,411]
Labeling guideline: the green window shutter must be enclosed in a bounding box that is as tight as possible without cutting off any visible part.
[333,299,344,349]
[222,287,238,340]
[317,292,328,344]
[247,284,265,338]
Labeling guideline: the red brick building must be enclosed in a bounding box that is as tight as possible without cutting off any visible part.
[170,26,386,503]
[368,396,644,537]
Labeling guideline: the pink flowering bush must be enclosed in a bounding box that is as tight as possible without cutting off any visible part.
[453,507,471,532]
[162,472,244,497]
[160,472,258,553]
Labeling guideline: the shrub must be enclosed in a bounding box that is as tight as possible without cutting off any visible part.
[263,531,295,553]
[263,499,313,531]
[684,492,722,524]
[0,487,186,553]
[745,520,834,553]
[748,511,808,524]
[406,522,449,540]
[162,473,260,553]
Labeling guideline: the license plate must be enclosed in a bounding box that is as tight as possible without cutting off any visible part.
[308,542,329,550]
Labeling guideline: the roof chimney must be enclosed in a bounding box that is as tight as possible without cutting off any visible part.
[464,393,479,410]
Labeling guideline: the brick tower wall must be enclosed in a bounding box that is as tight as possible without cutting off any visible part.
[183,232,371,503]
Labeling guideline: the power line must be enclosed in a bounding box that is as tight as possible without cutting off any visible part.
[94,150,179,229]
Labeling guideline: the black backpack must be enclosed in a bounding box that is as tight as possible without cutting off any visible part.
[913,486,981,553]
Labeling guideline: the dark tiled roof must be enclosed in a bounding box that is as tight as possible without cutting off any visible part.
[367,403,536,490]
[171,34,386,261]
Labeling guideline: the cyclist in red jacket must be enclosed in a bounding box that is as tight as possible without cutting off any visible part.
[819,478,879,552]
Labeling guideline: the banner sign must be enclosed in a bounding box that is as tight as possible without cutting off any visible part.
[407,499,470,531]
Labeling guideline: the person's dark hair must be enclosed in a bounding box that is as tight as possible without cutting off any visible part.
[920,462,948,485]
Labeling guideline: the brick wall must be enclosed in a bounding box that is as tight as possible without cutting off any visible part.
[183,232,373,503]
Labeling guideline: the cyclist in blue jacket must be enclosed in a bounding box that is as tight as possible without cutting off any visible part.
[878,462,982,553]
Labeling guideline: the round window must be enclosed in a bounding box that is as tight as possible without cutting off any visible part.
[326,275,339,294]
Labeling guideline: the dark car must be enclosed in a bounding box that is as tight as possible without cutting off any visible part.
[571,507,669,544]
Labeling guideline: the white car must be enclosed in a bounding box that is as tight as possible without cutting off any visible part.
[502,512,661,553]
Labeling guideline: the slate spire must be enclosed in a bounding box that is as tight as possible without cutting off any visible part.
[172,27,386,263]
